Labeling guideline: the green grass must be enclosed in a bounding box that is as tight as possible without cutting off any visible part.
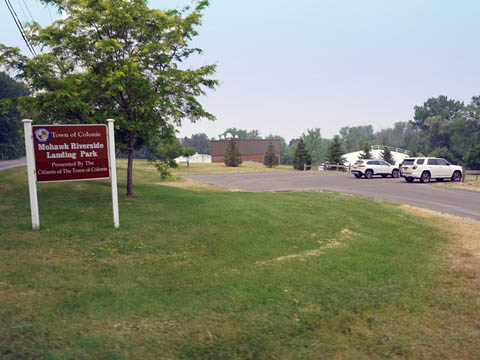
[1,163,479,359]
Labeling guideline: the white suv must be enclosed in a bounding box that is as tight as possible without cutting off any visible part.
[351,159,401,179]
[401,158,463,183]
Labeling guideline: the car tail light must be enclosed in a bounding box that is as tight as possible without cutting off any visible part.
[358,165,365,168]
[413,165,417,170]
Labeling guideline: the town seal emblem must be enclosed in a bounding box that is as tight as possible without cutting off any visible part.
[34,128,50,143]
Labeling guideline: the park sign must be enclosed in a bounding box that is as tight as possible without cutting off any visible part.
[32,125,110,182]
[23,120,119,229]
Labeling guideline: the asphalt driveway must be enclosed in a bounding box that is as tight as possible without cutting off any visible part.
[180,171,480,221]
[0,158,26,171]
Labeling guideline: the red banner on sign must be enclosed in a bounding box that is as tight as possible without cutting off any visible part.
[32,125,110,182]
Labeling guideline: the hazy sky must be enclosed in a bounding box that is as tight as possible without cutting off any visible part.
[1,0,479,141]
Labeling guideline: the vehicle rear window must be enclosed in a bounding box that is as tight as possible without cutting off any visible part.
[416,159,425,165]
[367,161,378,165]
[403,159,415,165]
[355,160,364,164]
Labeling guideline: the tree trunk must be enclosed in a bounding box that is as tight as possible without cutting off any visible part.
[126,131,135,196]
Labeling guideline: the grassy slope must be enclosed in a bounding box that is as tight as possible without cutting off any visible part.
[1,163,479,359]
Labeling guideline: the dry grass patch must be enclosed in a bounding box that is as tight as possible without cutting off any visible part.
[256,228,357,265]
[173,162,294,174]
[401,205,480,262]
[434,176,480,192]
[159,177,231,192]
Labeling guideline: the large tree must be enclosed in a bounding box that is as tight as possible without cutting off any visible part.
[0,72,29,159]
[0,0,217,195]
[413,95,464,131]
[339,125,375,153]
[302,128,330,163]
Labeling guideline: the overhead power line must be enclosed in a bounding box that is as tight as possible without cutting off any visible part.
[20,0,34,23]
[4,0,37,56]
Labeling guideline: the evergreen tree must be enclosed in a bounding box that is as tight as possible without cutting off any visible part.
[325,135,345,165]
[380,146,395,164]
[358,142,373,159]
[263,141,279,168]
[293,139,312,170]
[224,138,242,167]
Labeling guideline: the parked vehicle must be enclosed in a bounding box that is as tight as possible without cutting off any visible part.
[401,158,463,183]
[351,159,400,179]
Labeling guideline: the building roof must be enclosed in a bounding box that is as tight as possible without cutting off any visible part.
[210,139,281,156]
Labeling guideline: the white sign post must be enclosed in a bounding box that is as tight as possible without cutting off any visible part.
[22,119,120,229]
[22,119,40,229]
[107,119,120,228]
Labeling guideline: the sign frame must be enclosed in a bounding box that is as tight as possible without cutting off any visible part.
[31,123,110,183]
[22,119,119,229]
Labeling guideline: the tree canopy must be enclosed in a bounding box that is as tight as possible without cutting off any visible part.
[0,72,29,159]
[221,128,261,139]
[302,128,330,164]
[0,0,217,195]
[181,133,211,154]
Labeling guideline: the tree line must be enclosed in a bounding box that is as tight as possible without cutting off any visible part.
[179,95,480,169]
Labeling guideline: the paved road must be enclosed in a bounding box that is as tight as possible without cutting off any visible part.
[180,171,480,221]
[0,158,26,171]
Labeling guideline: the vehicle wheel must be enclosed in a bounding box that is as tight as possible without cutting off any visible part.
[365,170,373,179]
[420,171,431,183]
[405,177,414,183]
[451,171,462,182]
[354,174,362,178]
[436,178,444,182]
[392,169,400,178]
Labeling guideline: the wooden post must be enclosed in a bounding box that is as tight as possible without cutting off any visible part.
[462,166,465,183]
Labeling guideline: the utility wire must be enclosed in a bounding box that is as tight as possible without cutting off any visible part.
[4,0,37,56]
[15,0,29,24]
[21,0,34,23]
[47,4,54,23]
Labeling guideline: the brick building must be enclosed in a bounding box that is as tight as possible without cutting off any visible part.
[211,139,281,164]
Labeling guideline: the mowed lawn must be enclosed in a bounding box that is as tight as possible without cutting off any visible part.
[1,162,479,359]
